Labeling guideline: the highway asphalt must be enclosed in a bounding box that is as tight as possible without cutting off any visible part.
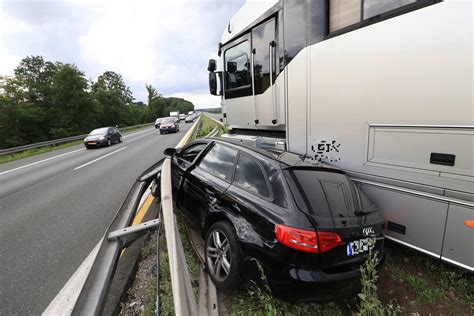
[0,124,192,314]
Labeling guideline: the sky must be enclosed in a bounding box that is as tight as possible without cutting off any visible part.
[0,0,246,108]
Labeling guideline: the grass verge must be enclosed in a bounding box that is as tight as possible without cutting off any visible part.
[195,114,228,139]
[0,123,153,165]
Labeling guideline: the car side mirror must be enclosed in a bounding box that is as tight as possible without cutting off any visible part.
[164,147,177,157]
[209,72,217,95]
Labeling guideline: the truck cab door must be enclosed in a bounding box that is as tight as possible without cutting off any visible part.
[252,18,278,127]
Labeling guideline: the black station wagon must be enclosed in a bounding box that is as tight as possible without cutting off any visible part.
[160,138,385,302]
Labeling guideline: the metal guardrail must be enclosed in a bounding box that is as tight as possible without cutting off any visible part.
[0,123,153,156]
[160,115,201,315]
[71,160,162,315]
[66,117,202,315]
[50,115,215,315]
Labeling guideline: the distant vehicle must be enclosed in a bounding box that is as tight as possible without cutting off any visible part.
[159,117,180,134]
[83,127,122,149]
[185,115,194,123]
[159,138,385,302]
[170,111,179,118]
[187,111,194,116]
[179,114,186,121]
[155,118,163,129]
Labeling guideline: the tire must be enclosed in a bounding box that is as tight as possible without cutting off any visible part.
[118,135,122,143]
[84,144,90,149]
[205,221,242,292]
[160,131,163,135]
[107,138,111,146]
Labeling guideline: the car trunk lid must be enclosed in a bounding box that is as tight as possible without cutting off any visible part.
[284,167,385,272]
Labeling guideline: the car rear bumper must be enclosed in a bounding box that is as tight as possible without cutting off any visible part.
[265,263,362,302]
[244,244,384,302]
[160,127,177,133]
[84,140,107,147]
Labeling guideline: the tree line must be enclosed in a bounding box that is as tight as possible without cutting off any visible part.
[0,56,194,149]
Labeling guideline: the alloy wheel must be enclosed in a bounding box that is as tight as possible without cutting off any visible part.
[206,229,231,282]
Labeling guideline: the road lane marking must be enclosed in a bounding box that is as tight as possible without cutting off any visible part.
[0,148,85,176]
[132,194,155,226]
[74,147,127,170]
[123,128,155,138]
[42,238,103,315]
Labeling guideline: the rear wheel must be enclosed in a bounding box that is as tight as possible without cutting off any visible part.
[118,135,122,143]
[107,138,111,146]
[205,221,242,292]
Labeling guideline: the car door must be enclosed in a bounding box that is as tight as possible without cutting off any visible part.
[171,142,209,210]
[179,143,238,230]
[223,152,279,245]
[108,128,116,142]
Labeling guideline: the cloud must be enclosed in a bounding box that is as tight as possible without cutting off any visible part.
[0,0,245,105]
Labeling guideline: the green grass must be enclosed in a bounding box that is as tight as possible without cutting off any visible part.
[389,247,474,310]
[152,216,201,315]
[195,114,228,139]
[0,123,154,165]
[230,260,342,315]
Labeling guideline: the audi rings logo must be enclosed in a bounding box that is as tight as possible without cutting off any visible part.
[363,227,375,236]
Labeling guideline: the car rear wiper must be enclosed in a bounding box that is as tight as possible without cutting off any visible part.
[354,210,374,216]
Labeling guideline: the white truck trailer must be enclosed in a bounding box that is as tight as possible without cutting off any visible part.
[207,0,473,271]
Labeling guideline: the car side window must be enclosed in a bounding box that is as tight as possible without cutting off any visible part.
[179,143,208,163]
[198,144,238,180]
[233,154,270,198]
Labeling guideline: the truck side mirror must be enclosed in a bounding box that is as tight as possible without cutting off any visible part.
[207,59,217,72]
[209,72,217,95]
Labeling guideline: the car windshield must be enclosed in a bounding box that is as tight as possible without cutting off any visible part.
[89,128,108,135]
[162,118,175,124]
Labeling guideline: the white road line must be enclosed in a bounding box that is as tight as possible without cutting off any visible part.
[0,148,85,176]
[123,128,154,138]
[42,239,103,316]
[73,147,127,170]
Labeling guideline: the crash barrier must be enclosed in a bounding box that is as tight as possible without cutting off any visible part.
[55,116,203,315]
[159,115,201,315]
[0,123,153,156]
[70,163,161,315]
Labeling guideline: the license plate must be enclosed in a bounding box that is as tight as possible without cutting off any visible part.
[347,237,375,256]
[89,142,96,145]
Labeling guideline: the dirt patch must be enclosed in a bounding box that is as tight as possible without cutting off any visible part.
[119,232,160,316]
[378,241,473,315]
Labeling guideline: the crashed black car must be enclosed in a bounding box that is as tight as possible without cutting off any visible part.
[157,138,385,302]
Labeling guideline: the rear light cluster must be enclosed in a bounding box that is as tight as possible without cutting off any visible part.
[276,224,342,254]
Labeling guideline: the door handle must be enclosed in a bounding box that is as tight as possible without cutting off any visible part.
[269,41,277,125]
[251,48,258,125]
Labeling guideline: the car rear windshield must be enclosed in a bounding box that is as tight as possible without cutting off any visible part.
[286,168,373,218]
[162,118,175,124]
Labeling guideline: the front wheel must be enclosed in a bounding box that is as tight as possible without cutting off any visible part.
[205,221,242,292]
[118,135,122,143]
[107,138,111,146]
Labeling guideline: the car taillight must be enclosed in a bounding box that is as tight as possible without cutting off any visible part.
[275,224,342,254]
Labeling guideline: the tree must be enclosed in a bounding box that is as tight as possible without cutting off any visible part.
[49,64,97,137]
[92,71,134,126]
